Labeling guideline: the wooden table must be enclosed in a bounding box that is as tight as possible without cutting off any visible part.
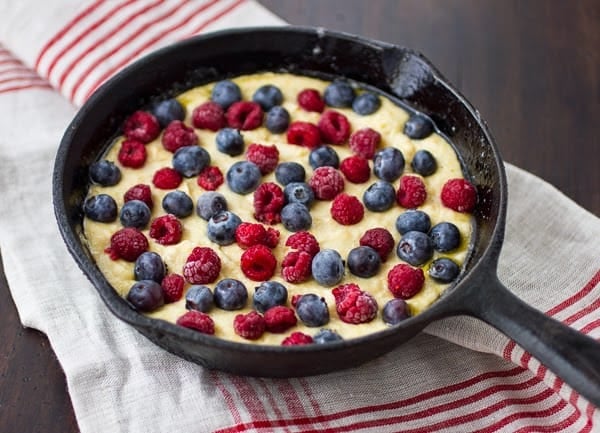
[1,1,598,431]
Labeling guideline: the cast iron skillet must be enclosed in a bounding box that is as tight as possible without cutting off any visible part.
[53,27,600,406]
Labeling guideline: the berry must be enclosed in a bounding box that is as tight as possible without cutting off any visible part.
[162,190,193,218]
[332,283,378,324]
[280,203,312,232]
[253,182,285,224]
[196,192,227,221]
[246,143,279,175]
[311,249,345,286]
[441,178,477,213]
[241,244,277,281]
[215,127,244,156]
[397,175,427,208]
[395,209,431,234]
[235,222,278,249]
[211,80,241,109]
[185,285,214,312]
[118,139,147,168]
[352,92,381,115]
[382,299,411,325]
[330,193,364,225]
[226,161,261,194]
[286,121,321,149]
[176,311,215,335]
[396,231,434,266]
[253,281,288,313]
[318,110,351,144]
[264,306,297,333]
[226,101,263,130]
[275,162,305,185]
[182,247,221,284]
[134,252,166,282]
[404,114,434,139]
[105,227,148,261]
[83,194,117,222]
[281,251,313,283]
[214,278,248,310]
[161,120,198,153]
[309,145,339,169]
[252,84,283,111]
[284,182,315,208]
[197,166,224,191]
[149,214,183,245]
[362,181,396,212]
[359,228,395,262]
[161,273,184,303]
[123,111,160,143]
[349,128,381,159]
[150,98,185,128]
[373,147,405,182]
[411,149,437,176]
[293,293,329,327]
[265,106,290,133]
[172,145,210,177]
[207,211,242,246]
[309,166,345,200]
[339,155,370,184]
[347,246,381,278]
[120,199,151,228]
[282,332,313,346]
[428,258,460,283]
[89,160,121,186]
[126,280,164,312]
[234,311,266,340]
[387,264,424,299]
[313,329,343,344]
[192,101,226,131]
[323,80,355,107]
[430,222,461,252]
[124,184,153,209]
[285,231,320,257]
[152,167,182,189]
[297,88,325,112]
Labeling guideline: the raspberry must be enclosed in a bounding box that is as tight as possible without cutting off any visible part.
[235,222,280,249]
[441,178,477,213]
[233,311,266,340]
[192,101,226,131]
[161,120,198,152]
[318,110,351,144]
[339,155,370,183]
[285,231,320,257]
[264,228,280,248]
[176,311,215,335]
[246,143,279,175]
[359,228,395,262]
[152,167,182,189]
[286,121,321,149]
[349,127,381,159]
[124,184,153,209]
[226,101,263,130]
[332,283,378,324]
[240,244,277,281]
[104,227,148,261]
[161,273,185,303]
[149,214,182,245]
[197,166,224,191]
[397,175,427,208]
[309,166,345,200]
[264,306,297,333]
[118,139,147,168]
[330,193,364,225]
[387,264,425,299]
[281,251,313,283]
[297,88,325,112]
[182,247,221,284]
[282,331,313,346]
[123,110,160,143]
[253,182,285,224]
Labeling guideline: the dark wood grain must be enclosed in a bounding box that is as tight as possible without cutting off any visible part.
[1,1,598,431]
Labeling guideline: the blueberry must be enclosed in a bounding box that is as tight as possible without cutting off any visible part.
[323,80,355,108]
[311,249,345,286]
[252,84,283,111]
[185,285,214,312]
[411,149,437,176]
[362,181,396,212]
[134,252,166,282]
[430,222,461,252]
[196,191,228,221]
[89,160,121,186]
[126,280,164,312]
[83,194,117,222]
[283,182,315,208]
[214,278,248,310]
[280,203,312,232]
[150,98,185,128]
[172,145,210,177]
[207,211,241,245]
[347,246,381,278]
[395,209,431,234]
[215,127,244,156]
[120,199,151,228]
[428,258,460,283]
[211,80,241,109]
[275,162,306,185]
[265,106,290,133]
[253,281,288,313]
[396,231,434,266]
[162,190,193,218]
[294,294,330,327]
[352,92,381,115]
[309,145,339,169]
[373,147,405,182]
[404,114,434,139]
[226,161,261,194]
[382,299,411,325]
[313,328,343,344]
